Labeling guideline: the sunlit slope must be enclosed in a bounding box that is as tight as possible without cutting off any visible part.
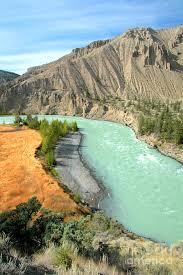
[0,26,183,114]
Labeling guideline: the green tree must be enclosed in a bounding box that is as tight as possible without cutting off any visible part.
[154,111,164,135]
[14,114,22,125]
[0,197,41,252]
[45,151,56,167]
[173,119,183,144]
[55,247,72,270]
[27,116,40,129]
[138,112,145,135]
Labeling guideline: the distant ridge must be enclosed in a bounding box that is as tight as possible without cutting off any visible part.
[0,25,183,114]
[0,70,19,85]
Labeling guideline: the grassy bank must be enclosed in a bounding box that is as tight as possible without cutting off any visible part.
[14,114,78,172]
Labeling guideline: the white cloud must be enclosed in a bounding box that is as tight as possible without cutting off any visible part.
[0,50,71,74]
[0,0,182,74]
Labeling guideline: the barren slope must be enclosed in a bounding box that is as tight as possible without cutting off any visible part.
[0,26,183,114]
[0,125,80,213]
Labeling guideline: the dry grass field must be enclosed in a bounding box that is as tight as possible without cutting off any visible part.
[0,125,80,213]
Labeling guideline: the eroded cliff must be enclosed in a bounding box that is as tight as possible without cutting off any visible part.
[0,26,183,115]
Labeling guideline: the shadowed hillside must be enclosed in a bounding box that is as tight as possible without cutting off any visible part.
[0,70,19,85]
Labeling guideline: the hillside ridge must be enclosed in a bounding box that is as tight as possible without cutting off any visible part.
[0,25,183,114]
[0,70,19,85]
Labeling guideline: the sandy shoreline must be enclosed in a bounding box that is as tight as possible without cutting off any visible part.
[55,132,106,207]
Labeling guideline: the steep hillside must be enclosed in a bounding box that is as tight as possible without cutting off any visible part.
[0,70,19,84]
[0,26,183,114]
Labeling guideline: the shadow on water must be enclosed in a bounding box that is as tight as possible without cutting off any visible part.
[78,127,85,131]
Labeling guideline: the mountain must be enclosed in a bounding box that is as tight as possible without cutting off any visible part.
[0,25,183,115]
[0,70,19,85]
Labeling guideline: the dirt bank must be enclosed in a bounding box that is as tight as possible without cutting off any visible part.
[0,125,81,213]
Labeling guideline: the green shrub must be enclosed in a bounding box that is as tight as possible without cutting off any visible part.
[14,114,23,125]
[23,115,40,129]
[38,119,78,168]
[69,121,78,132]
[55,247,72,270]
[50,168,59,178]
[44,222,64,245]
[0,197,41,252]
[137,102,183,145]
[90,212,110,232]
[39,119,49,136]
[45,151,56,167]
[73,193,82,204]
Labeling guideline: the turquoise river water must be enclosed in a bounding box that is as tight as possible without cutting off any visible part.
[1,115,183,245]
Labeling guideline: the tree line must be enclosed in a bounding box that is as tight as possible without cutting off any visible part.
[14,115,78,168]
[137,106,183,144]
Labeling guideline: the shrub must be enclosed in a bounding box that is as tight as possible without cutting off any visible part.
[30,212,64,250]
[50,168,59,178]
[69,122,78,132]
[25,115,40,130]
[136,100,183,145]
[73,193,82,204]
[0,197,41,235]
[39,119,78,169]
[55,247,72,270]
[39,119,49,137]
[137,112,145,135]
[45,151,56,168]
[90,212,110,232]
[0,197,41,253]
[44,222,64,245]
[14,114,23,125]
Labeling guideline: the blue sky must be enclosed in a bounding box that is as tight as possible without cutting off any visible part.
[0,0,182,74]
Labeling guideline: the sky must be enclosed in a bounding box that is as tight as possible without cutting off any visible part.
[0,0,182,74]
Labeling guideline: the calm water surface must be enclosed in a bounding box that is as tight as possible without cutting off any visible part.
[1,115,183,244]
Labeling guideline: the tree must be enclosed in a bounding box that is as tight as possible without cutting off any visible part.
[14,114,22,125]
[27,116,40,129]
[154,111,164,135]
[138,112,145,135]
[70,121,78,132]
[173,119,183,144]
[0,197,41,252]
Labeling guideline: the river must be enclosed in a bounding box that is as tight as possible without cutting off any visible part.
[1,115,183,245]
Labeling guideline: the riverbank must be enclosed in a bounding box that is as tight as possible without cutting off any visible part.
[1,125,183,274]
[55,132,106,207]
[1,115,183,244]
[84,105,183,164]
[0,125,83,215]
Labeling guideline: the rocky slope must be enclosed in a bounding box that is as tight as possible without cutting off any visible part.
[0,70,19,85]
[0,26,183,114]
